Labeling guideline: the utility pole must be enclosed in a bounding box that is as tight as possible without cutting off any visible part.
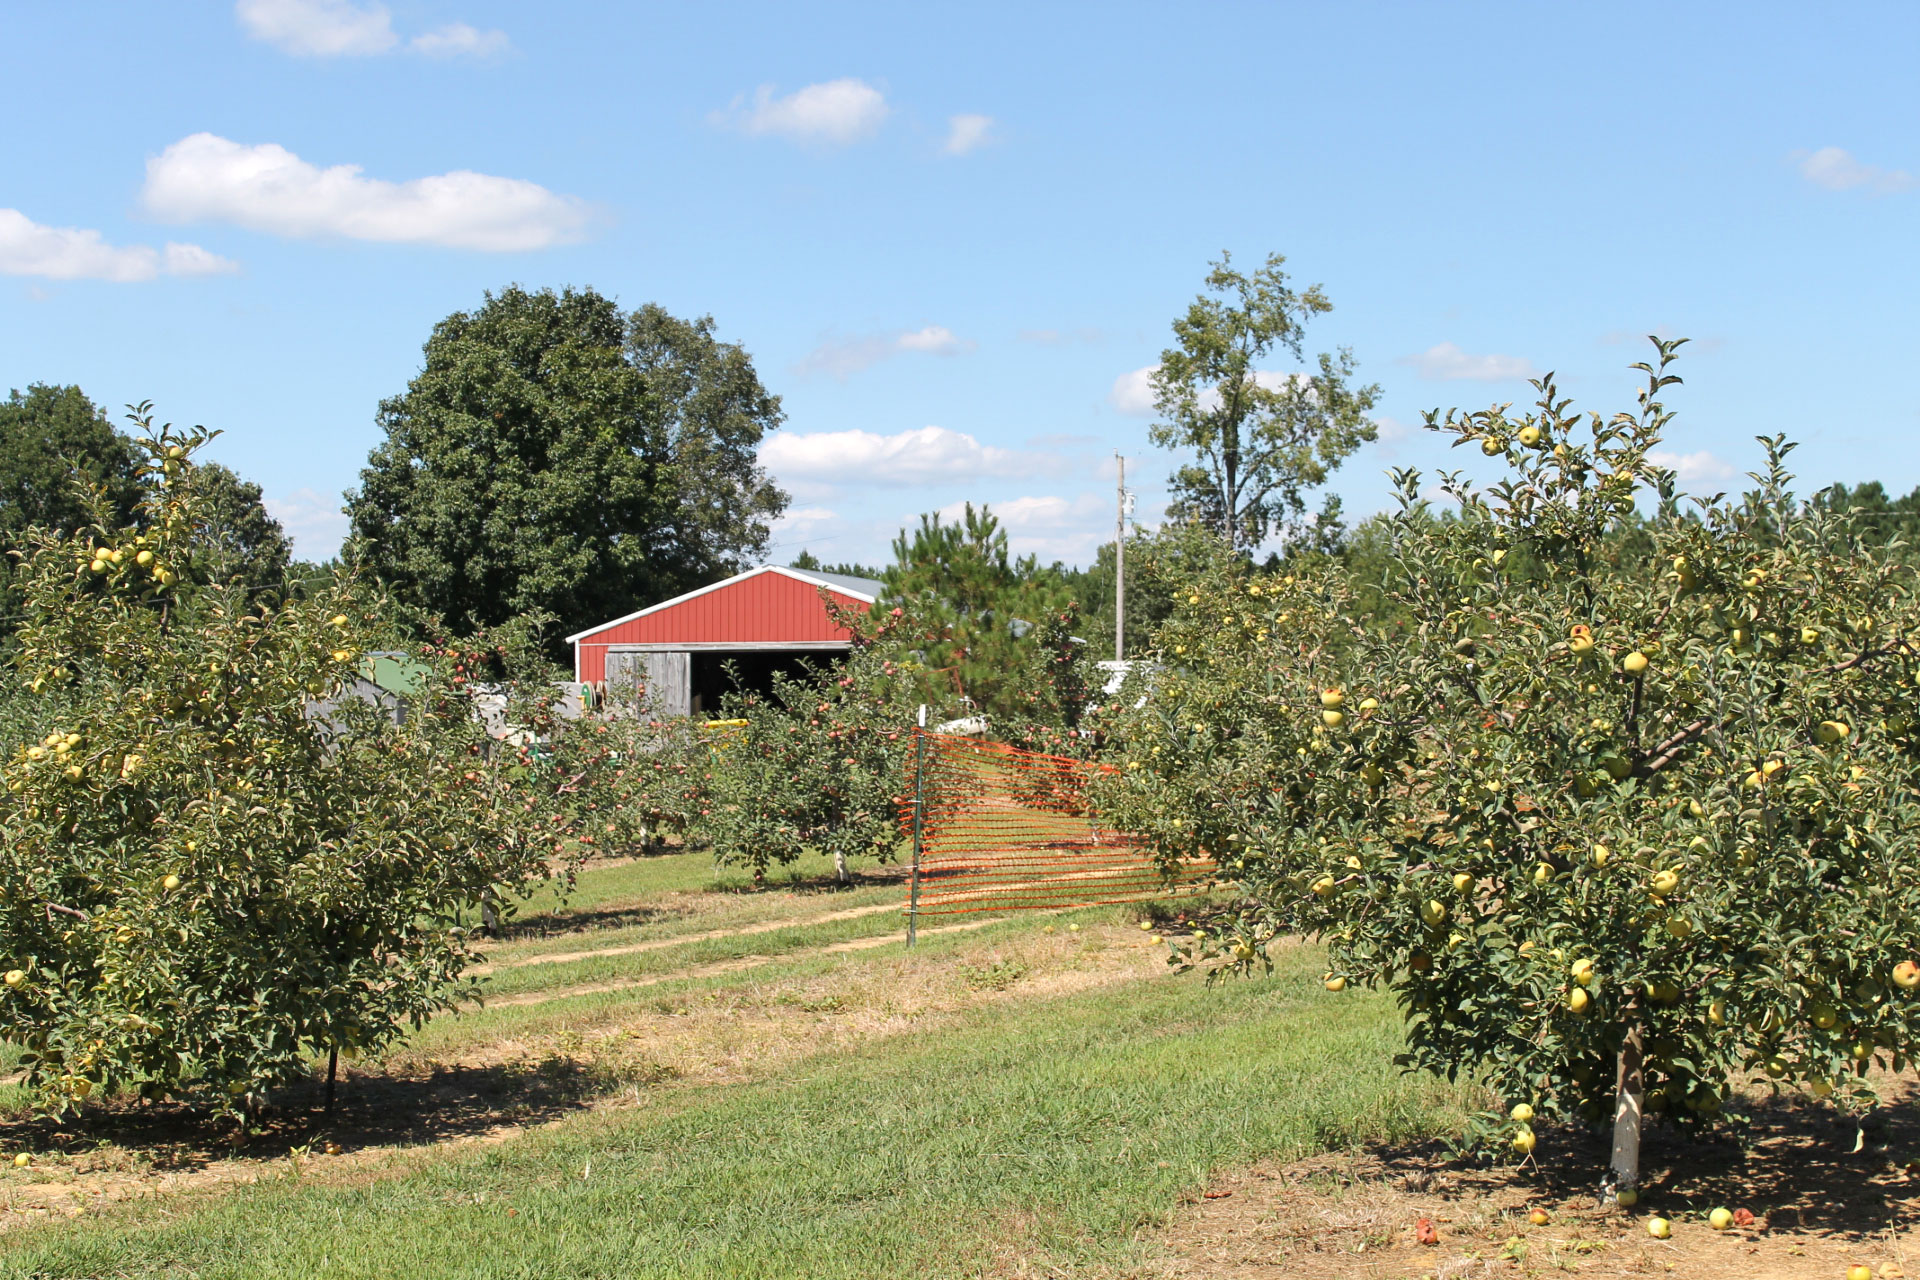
[1115,452,1126,663]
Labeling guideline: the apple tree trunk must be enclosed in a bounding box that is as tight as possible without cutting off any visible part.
[1608,1021,1646,1197]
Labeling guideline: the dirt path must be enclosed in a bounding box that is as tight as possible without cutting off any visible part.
[479,916,1010,1008]
[1148,1094,1920,1280]
[474,898,904,974]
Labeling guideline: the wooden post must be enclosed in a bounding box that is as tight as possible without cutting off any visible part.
[325,1046,338,1116]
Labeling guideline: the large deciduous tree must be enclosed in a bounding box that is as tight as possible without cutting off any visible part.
[1150,252,1380,552]
[346,287,788,649]
[0,385,143,538]
[181,461,294,600]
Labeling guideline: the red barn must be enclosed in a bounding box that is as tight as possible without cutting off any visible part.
[567,565,882,716]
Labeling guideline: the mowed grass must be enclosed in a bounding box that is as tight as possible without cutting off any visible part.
[3,948,1469,1279]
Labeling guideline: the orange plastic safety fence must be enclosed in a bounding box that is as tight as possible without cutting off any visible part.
[900,730,1216,916]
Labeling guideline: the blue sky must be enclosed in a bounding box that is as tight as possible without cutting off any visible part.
[2,2,1914,569]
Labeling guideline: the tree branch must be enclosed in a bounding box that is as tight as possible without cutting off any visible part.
[1634,719,1712,777]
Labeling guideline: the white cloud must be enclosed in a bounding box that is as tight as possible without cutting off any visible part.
[1647,449,1735,488]
[1399,342,1540,382]
[796,325,975,378]
[716,79,889,145]
[236,0,398,56]
[265,487,349,558]
[237,0,508,59]
[409,22,511,58]
[0,208,237,282]
[894,325,970,354]
[1109,365,1159,415]
[762,426,1045,492]
[943,114,994,155]
[141,134,590,252]
[1797,146,1916,195]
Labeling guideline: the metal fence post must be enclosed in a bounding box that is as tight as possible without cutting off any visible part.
[907,726,926,949]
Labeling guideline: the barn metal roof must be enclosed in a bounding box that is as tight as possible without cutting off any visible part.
[564,564,884,643]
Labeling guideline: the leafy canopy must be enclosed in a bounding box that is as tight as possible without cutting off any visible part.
[1105,340,1920,1192]
[348,286,788,653]
[0,413,566,1114]
[1150,252,1380,552]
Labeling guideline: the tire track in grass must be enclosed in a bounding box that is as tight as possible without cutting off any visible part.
[479,918,1010,1009]
[473,899,907,975]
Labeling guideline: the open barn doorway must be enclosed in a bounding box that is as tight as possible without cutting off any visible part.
[689,648,842,715]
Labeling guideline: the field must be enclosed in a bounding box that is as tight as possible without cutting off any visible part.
[4,852,1920,1279]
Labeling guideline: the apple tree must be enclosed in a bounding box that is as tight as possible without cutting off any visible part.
[1101,339,1920,1197]
[0,414,566,1116]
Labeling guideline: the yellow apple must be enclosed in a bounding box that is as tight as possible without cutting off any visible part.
[1666,916,1693,940]
[162,874,182,892]
[1570,959,1595,986]
[1322,709,1345,729]
[1510,1102,1534,1123]
[1647,1216,1671,1239]
[1623,651,1649,674]
[1534,862,1554,885]
[1708,1000,1727,1026]
[1528,1207,1550,1226]
[1816,720,1851,744]
[1892,960,1920,989]
[1420,899,1448,927]
[1650,869,1680,897]
[1319,688,1345,709]
[1708,1207,1733,1231]
[1453,872,1473,893]
[1323,975,1347,992]
[1511,1125,1535,1153]
[1615,1188,1639,1208]
[1568,988,1592,1014]
[11,1153,27,1168]
[1570,634,1595,656]
[2,970,23,988]
[1482,437,1504,456]
[1591,843,1611,868]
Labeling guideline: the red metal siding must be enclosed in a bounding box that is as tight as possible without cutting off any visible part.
[573,571,871,683]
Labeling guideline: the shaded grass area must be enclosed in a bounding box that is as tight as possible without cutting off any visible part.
[507,848,903,931]
[5,952,1467,1279]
